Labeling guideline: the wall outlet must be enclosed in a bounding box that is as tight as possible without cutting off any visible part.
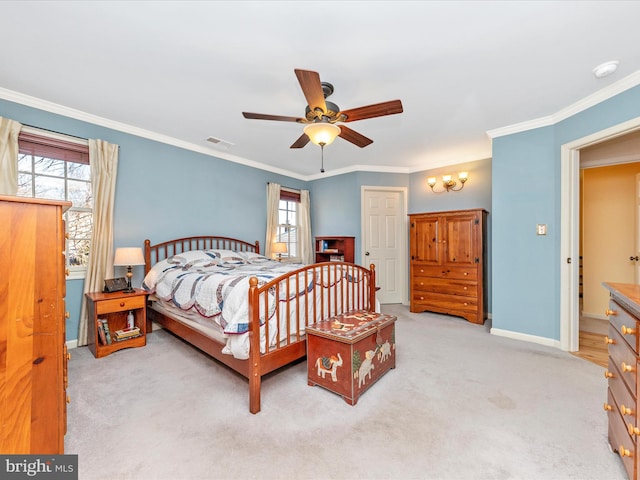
[536,224,547,235]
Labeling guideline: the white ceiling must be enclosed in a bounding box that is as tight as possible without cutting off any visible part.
[2,1,640,179]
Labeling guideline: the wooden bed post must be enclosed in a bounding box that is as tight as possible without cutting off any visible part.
[369,264,377,310]
[144,239,151,275]
[247,276,261,414]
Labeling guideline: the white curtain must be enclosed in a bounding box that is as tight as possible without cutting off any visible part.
[0,116,22,195]
[265,182,281,259]
[78,139,119,346]
[299,189,313,264]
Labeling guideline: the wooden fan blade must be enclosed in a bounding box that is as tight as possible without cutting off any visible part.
[290,133,310,149]
[242,112,304,122]
[294,69,327,115]
[339,100,403,122]
[338,125,373,148]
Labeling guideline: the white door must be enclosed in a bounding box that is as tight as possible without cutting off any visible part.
[361,187,407,304]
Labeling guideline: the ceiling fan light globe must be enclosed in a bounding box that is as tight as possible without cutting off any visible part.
[304,123,341,146]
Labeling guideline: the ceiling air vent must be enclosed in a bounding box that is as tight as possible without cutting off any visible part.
[206,136,234,150]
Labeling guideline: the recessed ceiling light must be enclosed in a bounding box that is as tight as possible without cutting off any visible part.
[592,61,619,79]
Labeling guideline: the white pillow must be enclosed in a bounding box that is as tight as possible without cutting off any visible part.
[206,249,247,265]
[239,251,272,263]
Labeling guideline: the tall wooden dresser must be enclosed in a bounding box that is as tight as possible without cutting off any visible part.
[409,209,488,324]
[0,195,71,454]
[603,282,640,479]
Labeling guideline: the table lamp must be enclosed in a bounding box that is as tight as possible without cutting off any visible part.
[113,247,145,293]
[272,242,287,261]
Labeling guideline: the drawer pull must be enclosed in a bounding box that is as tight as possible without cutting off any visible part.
[604,336,614,345]
[604,403,613,411]
[65,311,70,319]
[606,309,618,316]
[621,362,635,373]
[619,445,632,458]
[65,268,70,276]
[120,302,125,307]
[463,272,468,276]
[420,282,424,286]
[604,370,614,379]
[621,404,634,416]
[66,395,71,404]
[628,423,640,437]
[66,352,71,361]
[621,325,637,336]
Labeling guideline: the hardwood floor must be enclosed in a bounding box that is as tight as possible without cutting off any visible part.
[571,331,608,368]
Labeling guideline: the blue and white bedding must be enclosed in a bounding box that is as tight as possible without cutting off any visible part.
[143,249,306,358]
[144,248,372,360]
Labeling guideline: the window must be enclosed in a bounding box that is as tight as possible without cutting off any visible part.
[17,130,91,279]
[277,189,301,260]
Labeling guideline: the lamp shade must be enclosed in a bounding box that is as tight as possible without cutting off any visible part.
[113,247,145,266]
[304,122,341,146]
[272,242,288,254]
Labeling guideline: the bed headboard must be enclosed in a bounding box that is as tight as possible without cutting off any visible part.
[144,236,260,274]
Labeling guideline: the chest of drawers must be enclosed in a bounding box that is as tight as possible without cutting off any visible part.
[603,282,640,479]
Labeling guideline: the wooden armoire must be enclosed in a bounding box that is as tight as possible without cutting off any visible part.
[0,195,70,453]
[409,208,488,324]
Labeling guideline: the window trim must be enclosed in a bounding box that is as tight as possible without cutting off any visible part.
[278,188,301,261]
[17,128,91,279]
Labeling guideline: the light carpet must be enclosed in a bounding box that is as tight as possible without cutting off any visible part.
[66,304,626,480]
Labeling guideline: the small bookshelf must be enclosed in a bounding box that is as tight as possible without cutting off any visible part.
[315,236,355,263]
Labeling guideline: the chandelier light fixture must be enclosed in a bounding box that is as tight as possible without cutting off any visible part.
[427,172,469,193]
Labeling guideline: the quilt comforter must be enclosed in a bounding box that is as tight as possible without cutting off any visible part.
[143,249,309,359]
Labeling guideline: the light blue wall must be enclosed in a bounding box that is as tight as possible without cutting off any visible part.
[309,171,410,262]
[492,84,640,340]
[0,99,308,342]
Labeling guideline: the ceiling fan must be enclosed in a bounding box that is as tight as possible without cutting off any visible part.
[242,69,403,150]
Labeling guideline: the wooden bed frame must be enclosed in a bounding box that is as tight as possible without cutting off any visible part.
[143,235,376,414]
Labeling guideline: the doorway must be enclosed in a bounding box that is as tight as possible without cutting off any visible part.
[561,118,640,352]
[361,186,408,304]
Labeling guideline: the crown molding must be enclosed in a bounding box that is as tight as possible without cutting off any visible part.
[487,70,640,139]
[3,70,640,180]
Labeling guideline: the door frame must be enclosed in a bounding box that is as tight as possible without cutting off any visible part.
[560,116,640,351]
[360,185,409,304]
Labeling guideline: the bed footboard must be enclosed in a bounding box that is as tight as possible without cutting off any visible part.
[246,261,376,413]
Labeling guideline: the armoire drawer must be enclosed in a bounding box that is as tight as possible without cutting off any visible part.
[412,276,478,297]
[412,291,478,313]
[412,265,477,280]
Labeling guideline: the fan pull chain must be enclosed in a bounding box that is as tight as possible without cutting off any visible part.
[320,143,325,173]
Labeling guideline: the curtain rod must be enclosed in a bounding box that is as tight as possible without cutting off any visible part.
[267,182,299,193]
[21,124,89,146]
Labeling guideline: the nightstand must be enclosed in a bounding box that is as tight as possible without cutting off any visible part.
[85,289,148,358]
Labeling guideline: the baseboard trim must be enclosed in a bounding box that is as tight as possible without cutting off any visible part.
[66,339,79,350]
[490,327,561,349]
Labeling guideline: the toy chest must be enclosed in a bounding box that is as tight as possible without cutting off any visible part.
[306,310,396,405]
